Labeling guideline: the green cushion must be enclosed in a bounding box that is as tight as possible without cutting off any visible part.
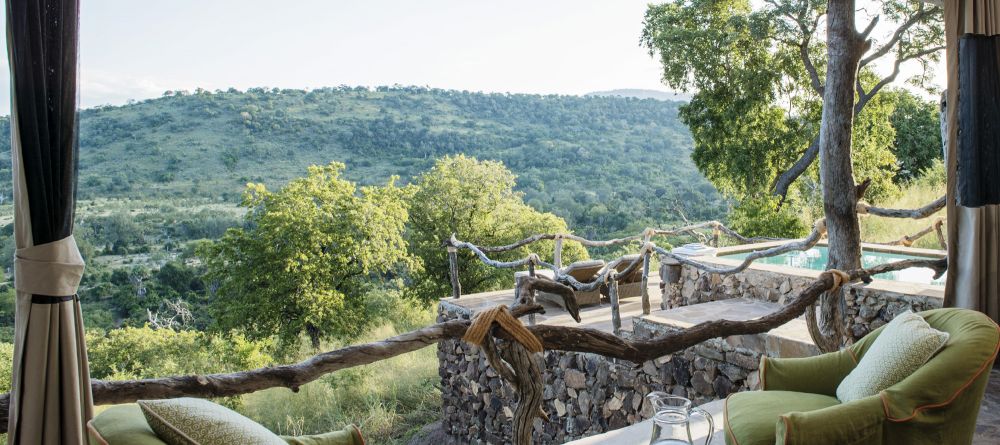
[724,391,839,445]
[88,404,167,445]
[139,398,286,445]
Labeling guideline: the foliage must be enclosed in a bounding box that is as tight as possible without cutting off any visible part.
[86,326,274,382]
[201,163,412,347]
[407,155,587,302]
[0,341,12,393]
[641,0,942,209]
[884,89,943,181]
[728,196,809,238]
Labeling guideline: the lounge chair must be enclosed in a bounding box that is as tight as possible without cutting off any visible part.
[602,254,645,299]
[533,259,606,307]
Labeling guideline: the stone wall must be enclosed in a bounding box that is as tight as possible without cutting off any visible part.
[437,301,763,444]
[663,261,943,341]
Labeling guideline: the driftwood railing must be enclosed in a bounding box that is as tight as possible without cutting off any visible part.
[0,257,948,438]
[446,219,823,335]
[445,196,948,336]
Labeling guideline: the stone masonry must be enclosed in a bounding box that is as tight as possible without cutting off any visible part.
[437,300,777,444]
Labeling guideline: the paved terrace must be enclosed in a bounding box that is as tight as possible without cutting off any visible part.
[441,279,1000,445]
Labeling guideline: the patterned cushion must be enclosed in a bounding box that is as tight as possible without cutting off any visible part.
[836,311,949,403]
[138,398,286,445]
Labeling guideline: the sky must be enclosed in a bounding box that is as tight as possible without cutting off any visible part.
[0,1,945,115]
[0,0,676,114]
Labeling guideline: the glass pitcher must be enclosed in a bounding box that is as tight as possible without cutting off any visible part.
[646,392,714,445]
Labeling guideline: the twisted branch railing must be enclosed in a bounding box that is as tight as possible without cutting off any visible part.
[0,258,947,436]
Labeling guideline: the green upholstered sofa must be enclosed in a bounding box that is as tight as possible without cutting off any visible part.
[87,404,364,445]
[724,308,999,445]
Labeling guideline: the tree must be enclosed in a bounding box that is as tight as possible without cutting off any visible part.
[884,89,942,181]
[644,0,943,349]
[202,163,411,348]
[407,155,587,303]
[642,0,943,210]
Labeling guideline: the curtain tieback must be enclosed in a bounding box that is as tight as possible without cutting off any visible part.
[14,234,85,297]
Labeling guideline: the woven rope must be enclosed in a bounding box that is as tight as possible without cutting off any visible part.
[827,269,851,292]
[463,305,543,353]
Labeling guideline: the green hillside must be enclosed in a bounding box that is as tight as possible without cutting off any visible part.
[0,86,723,238]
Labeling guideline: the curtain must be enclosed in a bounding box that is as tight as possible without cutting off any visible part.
[6,0,92,443]
[945,0,1000,323]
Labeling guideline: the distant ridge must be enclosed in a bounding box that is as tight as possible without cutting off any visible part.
[585,89,691,102]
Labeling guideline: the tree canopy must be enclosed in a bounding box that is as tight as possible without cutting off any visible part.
[202,163,412,347]
[641,0,943,221]
[407,155,587,303]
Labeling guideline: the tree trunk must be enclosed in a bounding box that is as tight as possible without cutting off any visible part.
[307,323,321,349]
[816,0,865,351]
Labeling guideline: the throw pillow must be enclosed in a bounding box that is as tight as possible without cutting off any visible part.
[836,311,949,402]
[139,398,286,445]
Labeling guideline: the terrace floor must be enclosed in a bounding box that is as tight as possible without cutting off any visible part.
[443,282,1000,444]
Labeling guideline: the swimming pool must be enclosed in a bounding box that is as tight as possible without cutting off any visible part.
[721,246,946,286]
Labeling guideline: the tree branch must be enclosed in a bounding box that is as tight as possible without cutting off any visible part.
[858,5,941,69]
[771,133,820,201]
[859,195,945,219]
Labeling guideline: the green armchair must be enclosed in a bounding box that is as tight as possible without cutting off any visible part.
[724,308,999,445]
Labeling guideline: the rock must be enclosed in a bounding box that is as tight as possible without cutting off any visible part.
[851,323,869,340]
[779,279,792,294]
[605,395,623,412]
[719,363,747,381]
[609,411,628,430]
[554,399,567,417]
[672,357,691,385]
[578,390,592,415]
[747,370,761,390]
[503,406,514,418]
[642,360,658,376]
[713,375,734,398]
[691,370,715,396]
[565,369,587,389]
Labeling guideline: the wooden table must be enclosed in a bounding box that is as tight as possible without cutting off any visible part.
[564,399,726,445]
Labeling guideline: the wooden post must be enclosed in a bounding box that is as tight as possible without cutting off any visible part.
[609,274,622,336]
[447,246,461,299]
[553,237,563,270]
[641,249,652,316]
[641,231,652,315]
[527,258,537,326]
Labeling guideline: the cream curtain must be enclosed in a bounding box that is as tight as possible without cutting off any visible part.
[6,0,93,443]
[944,0,1000,322]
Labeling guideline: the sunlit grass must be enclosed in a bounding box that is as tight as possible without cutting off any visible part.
[859,162,946,250]
[239,306,441,444]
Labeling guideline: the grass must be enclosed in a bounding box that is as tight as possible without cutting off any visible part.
[239,306,441,444]
[859,162,947,250]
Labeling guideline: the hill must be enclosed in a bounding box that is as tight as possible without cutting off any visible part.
[0,86,723,238]
[586,89,692,102]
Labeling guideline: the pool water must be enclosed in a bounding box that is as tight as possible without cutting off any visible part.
[721,246,946,286]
